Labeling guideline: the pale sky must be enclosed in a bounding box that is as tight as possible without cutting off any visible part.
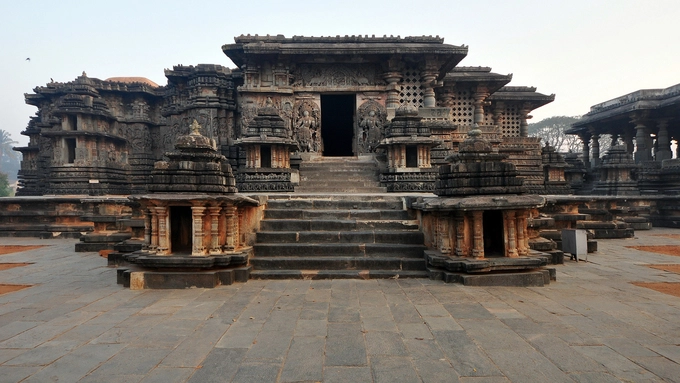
[2,0,679,146]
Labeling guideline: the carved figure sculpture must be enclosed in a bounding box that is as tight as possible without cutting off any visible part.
[293,100,321,152]
[357,100,386,153]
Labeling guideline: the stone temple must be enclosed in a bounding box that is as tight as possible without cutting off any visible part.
[8,34,677,288]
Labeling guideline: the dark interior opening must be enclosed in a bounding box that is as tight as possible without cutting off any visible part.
[483,210,505,257]
[260,146,272,168]
[321,94,354,156]
[65,138,76,164]
[68,115,77,130]
[406,145,418,168]
[170,206,192,254]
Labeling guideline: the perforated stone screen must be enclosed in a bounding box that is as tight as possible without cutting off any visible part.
[399,68,424,108]
[451,89,474,125]
[500,106,521,137]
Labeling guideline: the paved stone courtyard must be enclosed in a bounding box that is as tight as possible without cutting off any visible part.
[1,229,680,382]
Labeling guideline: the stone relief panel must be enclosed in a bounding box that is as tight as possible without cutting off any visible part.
[291,64,385,88]
[293,100,321,152]
[357,100,386,153]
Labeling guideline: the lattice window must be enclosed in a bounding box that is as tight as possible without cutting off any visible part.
[399,68,423,108]
[451,89,474,125]
[501,106,521,137]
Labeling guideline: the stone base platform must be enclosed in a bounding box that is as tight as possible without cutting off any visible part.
[425,250,555,286]
[111,248,252,289]
[429,268,554,286]
[117,266,251,289]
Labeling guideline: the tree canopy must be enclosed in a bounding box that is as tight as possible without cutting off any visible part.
[0,129,20,181]
[527,116,581,152]
[0,172,11,197]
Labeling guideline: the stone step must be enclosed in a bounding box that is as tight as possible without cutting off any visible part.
[263,209,412,220]
[255,230,424,244]
[250,256,426,271]
[259,219,419,232]
[250,269,429,280]
[253,243,426,257]
[266,199,403,210]
[294,186,388,193]
[297,181,383,188]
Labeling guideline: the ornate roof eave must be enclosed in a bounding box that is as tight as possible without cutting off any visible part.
[488,89,555,109]
[234,137,299,148]
[223,36,468,68]
[377,137,442,148]
[569,100,659,133]
[442,68,513,93]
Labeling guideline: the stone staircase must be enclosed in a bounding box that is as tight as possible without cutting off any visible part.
[295,156,386,193]
[250,195,428,279]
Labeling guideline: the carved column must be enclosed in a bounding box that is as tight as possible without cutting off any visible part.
[471,211,484,259]
[191,205,206,256]
[455,212,467,257]
[147,207,156,250]
[579,133,591,169]
[224,203,238,251]
[383,71,402,108]
[657,119,672,162]
[421,70,438,108]
[473,91,489,125]
[591,133,601,168]
[519,106,532,137]
[504,211,518,258]
[516,211,528,256]
[208,205,221,254]
[437,213,451,254]
[156,206,169,255]
[633,118,651,162]
[623,129,635,155]
[418,146,430,168]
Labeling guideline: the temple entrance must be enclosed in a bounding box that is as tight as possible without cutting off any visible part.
[483,210,505,257]
[321,94,355,156]
[170,206,192,254]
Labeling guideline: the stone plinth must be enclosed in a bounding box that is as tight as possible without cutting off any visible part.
[592,145,640,196]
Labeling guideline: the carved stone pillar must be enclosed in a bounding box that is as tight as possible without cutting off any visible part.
[623,129,635,155]
[634,120,651,162]
[504,211,518,258]
[472,211,484,259]
[473,91,489,125]
[421,70,438,108]
[156,206,169,255]
[417,145,430,168]
[515,211,527,256]
[224,203,238,251]
[191,205,206,256]
[492,103,505,127]
[437,213,451,254]
[148,207,156,250]
[519,107,532,137]
[591,133,601,168]
[455,212,467,257]
[383,71,402,108]
[580,133,591,169]
[208,206,221,254]
[657,119,672,162]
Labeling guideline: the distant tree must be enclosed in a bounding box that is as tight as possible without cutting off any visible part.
[0,129,20,180]
[528,116,582,152]
[0,129,18,162]
[0,172,11,197]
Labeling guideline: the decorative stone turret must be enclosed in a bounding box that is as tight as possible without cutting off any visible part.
[378,105,441,192]
[150,120,236,193]
[541,144,571,194]
[436,126,526,196]
[235,98,299,191]
[563,152,587,192]
[592,145,640,196]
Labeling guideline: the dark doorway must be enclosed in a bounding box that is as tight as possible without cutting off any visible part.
[260,146,272,168]
[406,145,418,168]
[170,206,192,254]
[482,210,505,257]
[321,94,354,156]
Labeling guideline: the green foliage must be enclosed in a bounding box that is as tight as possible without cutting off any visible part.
[0,172,11,197]
[0,129,20,181]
